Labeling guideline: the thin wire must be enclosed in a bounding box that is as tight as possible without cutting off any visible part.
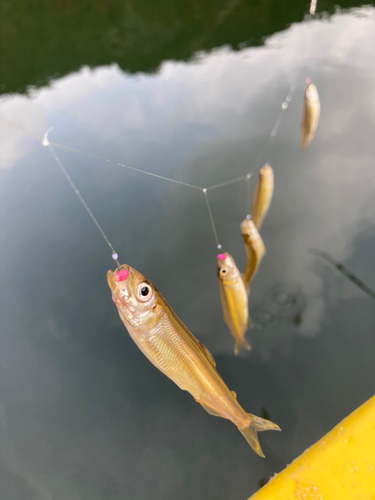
[115,161,203,191]
[247,83,296,178]
[270,114,283,138]
[50,142,82,154]
[245,83,295,214]
[48,144,120,266]
[1,83,294,196]
[246,175,252,216]
[206,174,249,191]
[0,114,42,141]
[203,189,221,249]
[1,84,295,256]
[52,142,203,191]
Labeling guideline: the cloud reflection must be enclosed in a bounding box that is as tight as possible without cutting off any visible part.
[1,10,375,499]
[2,9,375,345]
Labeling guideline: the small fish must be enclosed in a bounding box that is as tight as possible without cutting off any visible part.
[108,264,280,456]
[217,252,251,355]
[240,218,266,292]
[251,164,274,230]
[301,81,320,149]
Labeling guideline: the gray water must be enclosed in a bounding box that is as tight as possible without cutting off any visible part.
[1,5,375,500]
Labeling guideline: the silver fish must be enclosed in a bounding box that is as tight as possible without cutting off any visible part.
[108,264,280,457]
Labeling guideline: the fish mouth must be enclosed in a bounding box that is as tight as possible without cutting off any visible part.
[217,253,228,262]
[240,219,252,233]
[107,270,117,293]
[107,264,131,293]
[259,164,273,177]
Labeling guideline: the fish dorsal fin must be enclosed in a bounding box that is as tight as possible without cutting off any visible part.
[193,337,216,368]
[231,390,237,398]
[195,339,216,367]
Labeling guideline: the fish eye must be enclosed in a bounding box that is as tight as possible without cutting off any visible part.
[137,282,152,302]
[220,267,227,274]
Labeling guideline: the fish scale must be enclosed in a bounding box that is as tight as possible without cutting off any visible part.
[147,311,237,413]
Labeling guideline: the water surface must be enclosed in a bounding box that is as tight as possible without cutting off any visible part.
[1,4,375,500]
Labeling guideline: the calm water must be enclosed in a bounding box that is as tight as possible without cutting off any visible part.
[1,2,375,499]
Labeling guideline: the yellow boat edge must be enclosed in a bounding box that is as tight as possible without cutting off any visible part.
[248,395,375,499]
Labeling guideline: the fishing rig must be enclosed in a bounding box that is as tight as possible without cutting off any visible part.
[1,84,295,267]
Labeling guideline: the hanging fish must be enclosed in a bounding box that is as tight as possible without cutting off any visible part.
[301,81,320,149]
[240,218,266,292]
[217,252,251,355]
[108,264,280,457]
[251,164,274,230]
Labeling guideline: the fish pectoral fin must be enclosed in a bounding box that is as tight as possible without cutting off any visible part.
[198,401,222,418]
[231,390,237,399]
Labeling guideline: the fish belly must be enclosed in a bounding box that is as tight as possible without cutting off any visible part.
[134,320,248,426]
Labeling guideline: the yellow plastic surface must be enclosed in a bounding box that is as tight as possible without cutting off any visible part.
[249,396,375,500]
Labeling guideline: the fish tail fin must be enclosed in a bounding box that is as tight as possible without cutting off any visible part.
[301,133,312,149]
[239,414,281,457]
[234,338,251,356]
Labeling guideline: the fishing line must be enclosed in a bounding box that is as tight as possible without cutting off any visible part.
[251,83,295,172]
[1,83,295,198]
[50,141,203,191]
[245,83,296,215]
[1,114,220,252]
[45,138,121,267]
[206,174,250,192]
[1,83,294,256]
[0,113,42,141]
[203,189,222,249]
[302,0,319,90]
[115,161,202,191]
[202,83,295,243]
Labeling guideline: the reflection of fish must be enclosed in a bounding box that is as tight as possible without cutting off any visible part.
[251,164,274,229]
[217,253,251,355]
[240,218,266,292]
[261,407,271,420]
[301,82,320,149]
[108,264,280,456]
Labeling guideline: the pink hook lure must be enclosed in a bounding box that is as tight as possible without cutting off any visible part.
[217,254,227,261]
[115,269,129,281]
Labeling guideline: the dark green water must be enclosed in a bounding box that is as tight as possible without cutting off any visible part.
[1,2,375,499]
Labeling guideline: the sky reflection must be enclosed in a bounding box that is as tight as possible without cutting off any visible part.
[1,8,375,500]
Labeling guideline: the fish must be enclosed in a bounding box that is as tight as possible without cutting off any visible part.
[240,218,266,292]
[251,164,274,230]
[217,252,251,355]
[301,81,320,149]
[107,263,280,456]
